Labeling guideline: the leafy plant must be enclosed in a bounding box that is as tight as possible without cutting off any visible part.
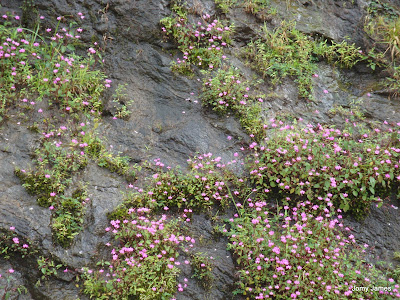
[191,252,214,289]
[246,117,400,217]
[215,0,237,13]
[243,21,365,100]
[0,15,106,120]
[201,66,266,139]
[109,154,234,220]
[111,83,134,120]
[0,270,28,300]
[37,256,63,280]
[220,200,398,299]
[82,209,194,300]
[0,228,37,259]
[160,2,234,74]
[242,0,271,15]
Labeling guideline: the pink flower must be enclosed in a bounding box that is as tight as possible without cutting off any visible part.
[272,246,280,254]
[323,89,329,94]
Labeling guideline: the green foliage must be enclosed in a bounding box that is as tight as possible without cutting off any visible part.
[220,201,398,299]
[14,128,90,247]
[97,150,137,182]
[109,155,233,220]
[243,21,365,100]
[365,14,400,63]
[215,0,237,13]
[37,256,64,280]
[201,66,266,139]
[160,2,234,74]
[51,189,87,247]
[0,229,37,259]
[0,272,28,300]
[0,17,106,120]
[242,0,270,14]
[314,39,364,68]
[244,21,316,99]
[82,210,191,300]
[112,83,134,120]
[247,117,400,217]
[190,252,214,289]
[367,0,399,20]
[364,2,400,96]
[15,139,88,202]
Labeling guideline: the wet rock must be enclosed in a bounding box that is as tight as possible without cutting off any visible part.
[1,0,400,299]
[344,198,400,266]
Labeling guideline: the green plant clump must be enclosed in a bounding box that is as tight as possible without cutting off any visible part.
[109,155,235,220]
[247,117,400,217]
[191,252,214,289]
[82,208,194,300]
[364,6,400,96]
[0,14,106,121]
[201,66,266,138]
[220,200,398,299]
[51,189,88,247]
[243,21,364,99]
[0,228,37,259]
[160,2,234,74]
[215,0,237,13]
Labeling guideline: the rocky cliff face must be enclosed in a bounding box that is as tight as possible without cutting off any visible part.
[0,0,399,299]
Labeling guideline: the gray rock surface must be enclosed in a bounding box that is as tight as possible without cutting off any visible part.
[0,0,399,299]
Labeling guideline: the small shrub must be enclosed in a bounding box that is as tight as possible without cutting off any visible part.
[201,66,266,139]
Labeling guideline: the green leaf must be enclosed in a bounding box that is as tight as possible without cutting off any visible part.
[369,176,376,187]
[67,44,75,51]
[341,202,350,212]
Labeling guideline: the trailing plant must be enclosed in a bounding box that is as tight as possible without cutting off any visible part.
[220,200,399,299]
[111,83,134,120]
[242,0,271,15]
[0,270,28,300]
[246,118,400,217]
[37,256,64,281]
[82,208,194,300]
[215,0,237,14]
[0,13,107,121]
[51,189,88,247]
[190,252,214,289]
[160,2,234,74]
[0,228,37,259]
[109,154,234,219]
[201,65,266,139]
